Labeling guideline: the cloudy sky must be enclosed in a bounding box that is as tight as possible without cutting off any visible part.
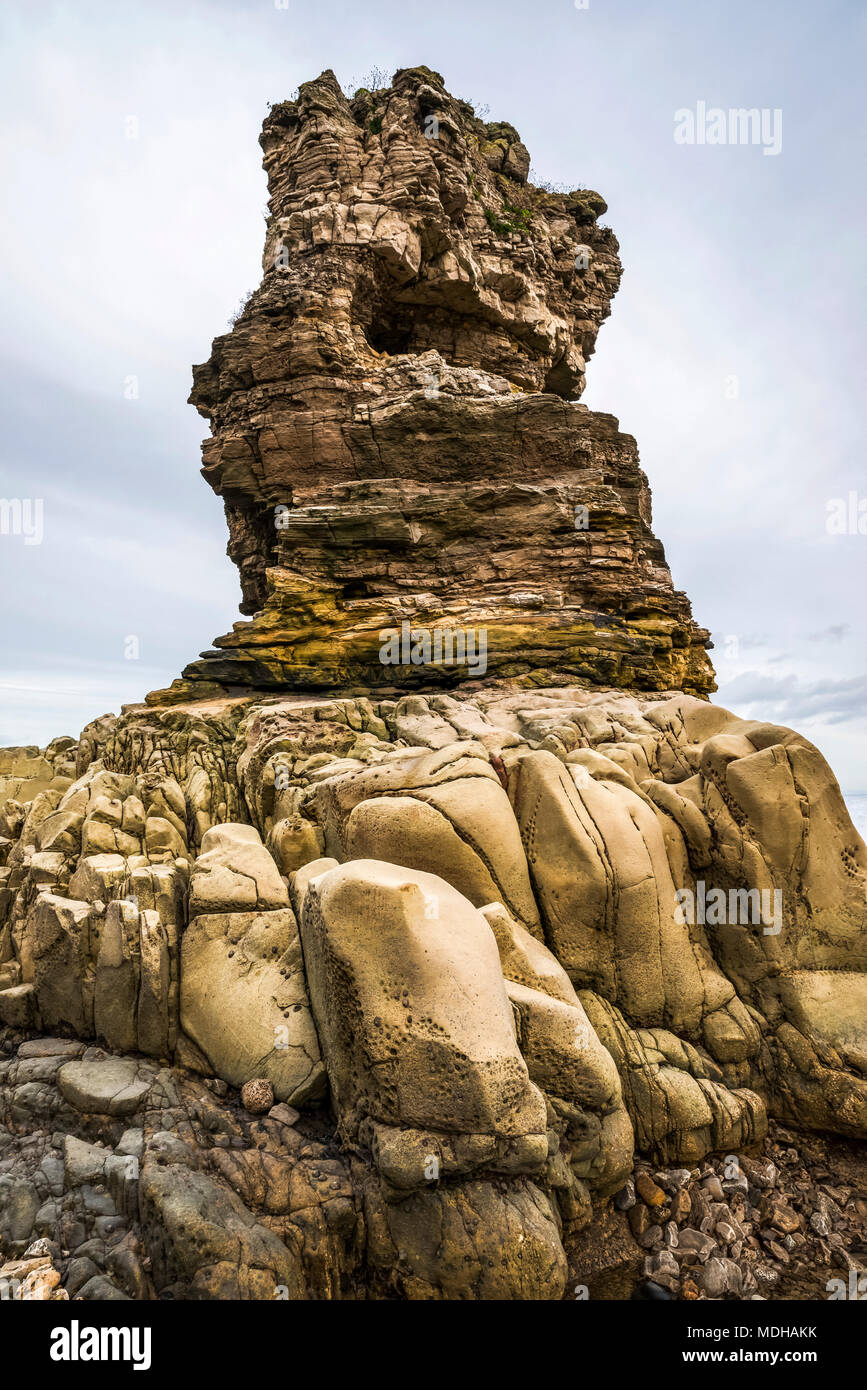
[1,0,865,793]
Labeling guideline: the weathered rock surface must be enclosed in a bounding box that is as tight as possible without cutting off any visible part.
[1,65,865,1301]
[3,681,865,1298]
[146,65,713,704]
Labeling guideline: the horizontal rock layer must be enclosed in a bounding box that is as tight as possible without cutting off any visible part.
[150,65,713,702]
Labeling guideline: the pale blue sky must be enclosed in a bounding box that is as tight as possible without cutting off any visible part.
[1,0,865,789]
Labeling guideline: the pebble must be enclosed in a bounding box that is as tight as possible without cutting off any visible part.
[723,1173,750,1197]
[635,1172,666,1207]
[634,1279,673,1300]
[676,1228,716,1264]
[639,1226,663,1251]
[614,1177,636,1211]
[701,1174,725,1202]
[240,1078,275,1114]
[628,1202,649,1238]
[671,1188,691,1222]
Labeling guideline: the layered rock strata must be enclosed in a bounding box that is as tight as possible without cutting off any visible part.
[2,67,865,1302]
[148,65,713,703]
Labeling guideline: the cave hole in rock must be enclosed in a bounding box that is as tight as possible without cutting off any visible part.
[365,318,414,357]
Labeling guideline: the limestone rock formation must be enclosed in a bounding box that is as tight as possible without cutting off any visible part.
[2,67,865,1303]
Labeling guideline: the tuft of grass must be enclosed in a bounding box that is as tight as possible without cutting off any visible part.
[502,196,533,229]
[483,199,533,236]
[483,206,512,235]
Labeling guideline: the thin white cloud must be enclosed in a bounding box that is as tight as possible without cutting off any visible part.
[717,670,867,727]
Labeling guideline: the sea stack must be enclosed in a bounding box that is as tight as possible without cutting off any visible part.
[149,65,714,703]
[1,68,865,1305]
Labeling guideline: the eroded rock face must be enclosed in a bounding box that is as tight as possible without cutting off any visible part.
[181,824,324,1104]
[146,65,713,703]
[2,66,865,1301]
[3,682,865,1299]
